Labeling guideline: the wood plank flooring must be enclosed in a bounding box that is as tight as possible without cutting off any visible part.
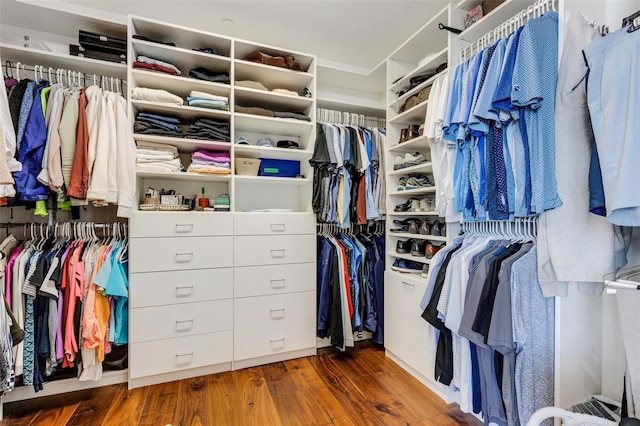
[0,342,481,426]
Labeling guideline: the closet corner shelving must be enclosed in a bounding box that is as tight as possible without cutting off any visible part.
[457,0,533,42]
[127,15,318,388]
[382,2,466,404]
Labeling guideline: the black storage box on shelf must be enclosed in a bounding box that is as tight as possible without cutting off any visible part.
[78,30,127,56]
[69,45,126,64]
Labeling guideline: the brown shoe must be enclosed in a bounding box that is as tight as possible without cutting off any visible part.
[425,241,445,259]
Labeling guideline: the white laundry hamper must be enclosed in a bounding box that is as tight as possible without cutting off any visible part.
[527,407,618,426]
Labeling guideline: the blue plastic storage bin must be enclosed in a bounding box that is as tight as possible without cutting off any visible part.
[259,159,300,178]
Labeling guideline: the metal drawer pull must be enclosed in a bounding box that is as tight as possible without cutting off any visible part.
[175,252,194,262]
[270,338,285,343]
[270,249,285,258]
[175,224,194,233]
[175,351,193,358]
[270,223,285,232]
[175,319,194,329]
[175,285,194,293]
[270,279,285,288]
[402,282,415,288]
[175,319,194,324]
[270,308,285,316]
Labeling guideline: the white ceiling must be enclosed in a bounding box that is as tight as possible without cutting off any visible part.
[4,0,451,72]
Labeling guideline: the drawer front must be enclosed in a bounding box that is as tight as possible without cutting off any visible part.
[129,331,233,378]
[130,236,232,273]
[234,213,315,235]
[234,263,315,298]
[130,212,233,237]
[234,291,315,329]
[129,268,233,308]
[130,299,233,343]
[234,235,315,267]
[234,319,316,361]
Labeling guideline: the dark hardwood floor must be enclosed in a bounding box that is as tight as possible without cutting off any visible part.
[0,342,481,425]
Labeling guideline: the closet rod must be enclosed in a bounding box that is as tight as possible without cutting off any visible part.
[460,0,557,61]
[2,61,127,88]
[0,222,126,228]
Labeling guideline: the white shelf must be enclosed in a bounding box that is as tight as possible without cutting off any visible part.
[458,0,536,42]
[234,113,313,137]
[389,135,430,152]
[131,69,230,98]
[388,211,441,217]
[387,232,447,242]
[457,0,483,11]
[388,187,436,196]
[387,5,450,64]
[386,269,427,281]
[234,145,312,161]
[390,68,448,111]
[234,40,315,71]
[131,39,231,75]
[389,251,432,263]
[132,100,231,122]
[316,97,385,118]
[133,134,231,153]
[388,48,449,95]
[388,101,428,125]
[234,86,313,113]
[234,60,314,92]
[389,163,433,176]
[0,43,127,79]
[136,169,232,182]
[131,16,232,57]
[234,175,311,186]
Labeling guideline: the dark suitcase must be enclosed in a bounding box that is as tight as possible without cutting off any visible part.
[78,30,127,55]
[70,45,126,64]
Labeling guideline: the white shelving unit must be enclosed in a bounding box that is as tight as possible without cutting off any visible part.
[127,15,317,388]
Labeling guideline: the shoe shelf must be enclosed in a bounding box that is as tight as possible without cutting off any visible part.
[389,67,449,111]
[390,251,432,263]
[0,42,127,80]
[131,39,232,75]
[389,211,441,217]
[131,100,231,122]
[388,187,436,196]
[388,101,428,125]
[235,86,313,112]
[388,232,447,242]
[388,47,449,96]
[234,60,314,93]
[133,134,232,153]
[234,113,313,137]
[389,162,433,176]
[136,169,232,182]
[234,145,312,161]
[131,69,231,99]
[389,135,429,153]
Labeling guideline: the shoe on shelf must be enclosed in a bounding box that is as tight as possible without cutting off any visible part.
[391,258,423,274]
[396,239,413,254]
[411,240,427,257]
[421,263,430,278]
[390,226,409,233]
[408,219,420,234]
[394,198,419,212]
[425,241,445,259]
[431,220,445,236]
[403,152,428,168]
[399,128,409,143]
[419,220,431,235]
[420,197,436,212]
[408,124,420,140]
[397,177,407,191]
[405,174,431,189]
[393,155,405,170]
[410,198,421,212]
[393,218,420,226]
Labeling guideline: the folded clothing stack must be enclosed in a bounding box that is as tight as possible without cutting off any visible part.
[132,87,184,105]
[189,67,230,84]
[134,112,183,137]
[187,90,229,111]
[184,117,230,142]
[133,55,181,76]
[235,105,311,121]
[187,150,231,174]
[214,194,230,211]
[136,141,182,173]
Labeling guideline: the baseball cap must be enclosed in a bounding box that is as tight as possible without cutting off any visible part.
[235,136,251,145]
[277,140,299,149]
[256,137,276,147]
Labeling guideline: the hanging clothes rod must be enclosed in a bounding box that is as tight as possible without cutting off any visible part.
[460,0,557,61]
[317,108,386,128]
[2,60,127,89]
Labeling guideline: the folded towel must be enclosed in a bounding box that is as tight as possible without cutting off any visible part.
[135,141,179,157]
[132,87,184,105]
[186,98,229,110]
[137,55,181,75]
[189,91,228,102]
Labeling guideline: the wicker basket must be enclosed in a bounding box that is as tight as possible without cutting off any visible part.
[481,0,506,14]
[417,85,432,103]
[235,157,261,176]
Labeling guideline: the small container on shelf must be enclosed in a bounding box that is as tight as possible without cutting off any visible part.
[235,157,261,175]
